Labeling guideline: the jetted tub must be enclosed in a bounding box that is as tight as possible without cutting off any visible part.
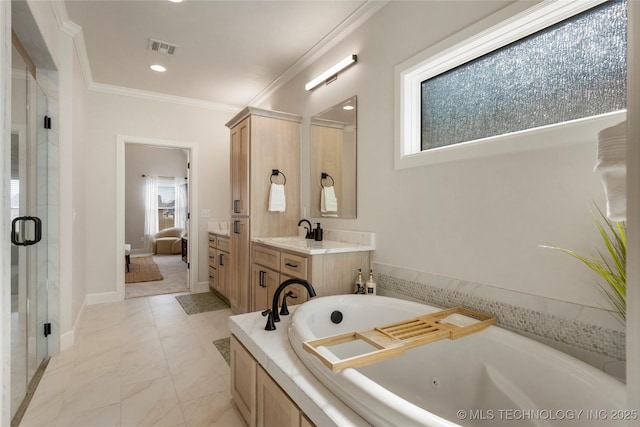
[288,295,627,427]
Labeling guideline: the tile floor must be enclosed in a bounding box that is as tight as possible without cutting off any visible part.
[19,293,244,427]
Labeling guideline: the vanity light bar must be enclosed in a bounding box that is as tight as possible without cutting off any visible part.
[305,54,358,91]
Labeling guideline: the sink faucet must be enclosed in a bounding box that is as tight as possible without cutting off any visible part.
[263,278,317,330]
[297,219,314,239]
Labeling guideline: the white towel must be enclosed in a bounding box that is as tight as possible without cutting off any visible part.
[268,183,286,212]
[594,121,627,221]
[321,186,338,214]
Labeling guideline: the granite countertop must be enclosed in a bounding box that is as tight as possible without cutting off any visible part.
[229,308,371,427]
[252,229,375,255]
[252,237,374,255]
[207,221,230,237]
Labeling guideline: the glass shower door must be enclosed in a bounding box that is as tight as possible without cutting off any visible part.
[10,42,49,421]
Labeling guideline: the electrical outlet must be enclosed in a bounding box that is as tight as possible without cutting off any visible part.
[202,209,211,218]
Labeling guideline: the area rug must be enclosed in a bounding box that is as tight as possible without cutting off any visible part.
[125,256,163,283]
[126,255,188,299]
[213,337,230,366]
[175,292,230,315]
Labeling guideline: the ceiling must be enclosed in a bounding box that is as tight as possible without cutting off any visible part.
[63,0,375,110]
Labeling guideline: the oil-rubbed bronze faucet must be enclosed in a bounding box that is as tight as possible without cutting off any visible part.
[297,219,314,239]
[263,278,316,330]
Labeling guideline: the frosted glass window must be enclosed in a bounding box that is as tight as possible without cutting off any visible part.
[421,0,626,151]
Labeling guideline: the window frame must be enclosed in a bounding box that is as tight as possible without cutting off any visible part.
[394,0,625,169]
[157,177,177,231]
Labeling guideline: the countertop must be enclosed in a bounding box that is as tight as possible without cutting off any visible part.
[252,230,375,255]
[207,221,230,237]
[229,308,371,427]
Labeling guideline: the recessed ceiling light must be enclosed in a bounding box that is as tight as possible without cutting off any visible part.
[168,0,183,3]
[150,64,166,72]
[343,105,354,111]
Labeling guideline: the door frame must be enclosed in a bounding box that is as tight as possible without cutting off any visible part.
[115,135,199,299]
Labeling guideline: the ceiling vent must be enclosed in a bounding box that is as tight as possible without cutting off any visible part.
[149,38,178,55]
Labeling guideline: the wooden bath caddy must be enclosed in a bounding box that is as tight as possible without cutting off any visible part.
[302,307,496,372]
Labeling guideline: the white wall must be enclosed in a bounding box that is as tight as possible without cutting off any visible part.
[84,91,232,295]
[261,1,612,310]
[71,46,88,329]
[124,145,188,252]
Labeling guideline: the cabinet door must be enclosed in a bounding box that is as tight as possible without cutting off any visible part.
[231,218,250,313]
[218,250,230,299]
[257,365,300,427]
[251,265,280,312]
[231,117,250,216]
[231,336,257,427]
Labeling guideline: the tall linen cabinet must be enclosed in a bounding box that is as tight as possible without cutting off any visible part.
[226,107,302,314]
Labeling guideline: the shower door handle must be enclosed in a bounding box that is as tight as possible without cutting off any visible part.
[11,216,42,246]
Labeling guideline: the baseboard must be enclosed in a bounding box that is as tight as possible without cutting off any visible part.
[60,293,88,352]
[86,290,123,305]
[193,281,209,293]
[60,329,75,352]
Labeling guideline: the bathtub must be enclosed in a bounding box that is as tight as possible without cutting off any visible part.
[287,295,627,427]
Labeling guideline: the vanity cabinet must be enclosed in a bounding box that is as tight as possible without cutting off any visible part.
[231,335,257,427]
[231,335,316,427]
[250,243,371,312]
[226,107,302,314]
[257,366,300,427]
[208,233,231,302]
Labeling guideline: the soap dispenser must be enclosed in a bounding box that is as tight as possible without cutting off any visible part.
[314,223,323,241]
[354,269,364,294]
[365,269,377,295]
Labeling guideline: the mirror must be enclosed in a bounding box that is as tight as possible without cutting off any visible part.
[310,96,357,218]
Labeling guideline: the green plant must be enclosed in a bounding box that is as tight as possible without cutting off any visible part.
[541,207,626,324]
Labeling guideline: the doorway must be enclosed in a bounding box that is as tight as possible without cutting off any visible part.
[124,144,190,298]
[10,40,51,423]
[116,136,200,300]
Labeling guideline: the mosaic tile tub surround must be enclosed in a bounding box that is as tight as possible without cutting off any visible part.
[373,263,625,378]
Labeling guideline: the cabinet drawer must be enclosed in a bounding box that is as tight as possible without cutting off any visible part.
[208,266,217,289]
[279,275,309,306]
[208,247,217,268]
[280,252,308,280]
[217,236,231,252]
[208,233,217,248]
[253,245,281,271]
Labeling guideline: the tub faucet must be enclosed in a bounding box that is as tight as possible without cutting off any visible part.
[263,278,316,330]
[297,219,314,239]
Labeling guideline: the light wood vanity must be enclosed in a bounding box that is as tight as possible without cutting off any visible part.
[208,232,231,302]
[251,241,371,312]
[231,336,316,427]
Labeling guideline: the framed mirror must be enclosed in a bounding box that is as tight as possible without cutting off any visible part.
[310,96,357,218]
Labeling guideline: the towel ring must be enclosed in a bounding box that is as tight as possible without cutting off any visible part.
[270,169,286,185]
[321,172,334,188]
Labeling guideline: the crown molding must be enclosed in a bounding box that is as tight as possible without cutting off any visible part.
[249,0,389,107]
[88,82,240,112]
[50,0,386,113]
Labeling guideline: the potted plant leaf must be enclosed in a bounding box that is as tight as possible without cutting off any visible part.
[541,206,626,324]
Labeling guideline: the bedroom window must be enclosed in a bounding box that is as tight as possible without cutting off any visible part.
[157,178,176,231]
[395,0,627,168]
